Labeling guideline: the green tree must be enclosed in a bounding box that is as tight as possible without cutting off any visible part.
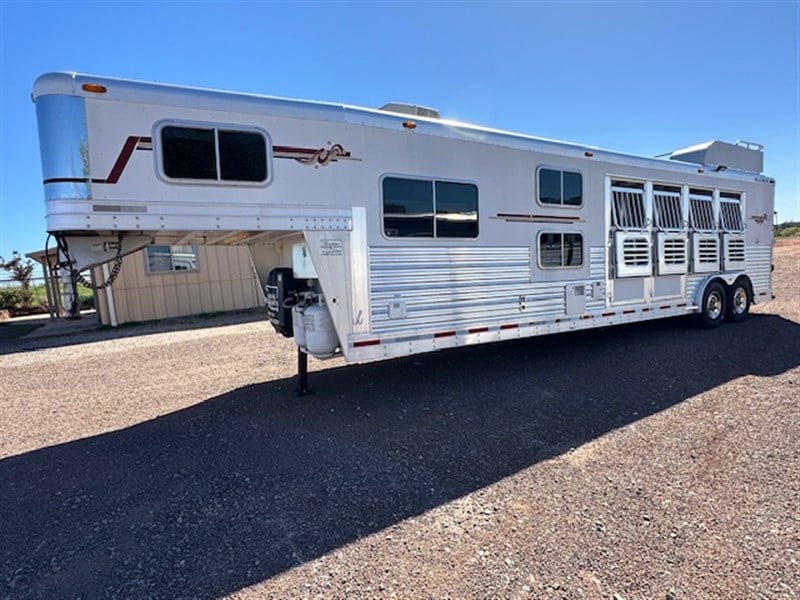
[0,251,36,307]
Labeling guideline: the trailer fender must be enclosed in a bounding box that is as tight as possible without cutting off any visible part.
[692,272,745,308]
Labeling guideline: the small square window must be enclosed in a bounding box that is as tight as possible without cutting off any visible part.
[146,245,198,273]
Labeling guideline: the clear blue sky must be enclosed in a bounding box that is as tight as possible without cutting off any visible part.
[1,1,798,262]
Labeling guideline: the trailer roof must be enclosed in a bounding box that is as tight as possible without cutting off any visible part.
[33,72,772,183]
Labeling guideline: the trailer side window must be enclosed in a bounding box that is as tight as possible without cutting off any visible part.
[383,177,478,238]
[539,233,583,268]
[162,127,217,180]
[538,168,582,206]
[160,125,268,184]
[146,245,199,273]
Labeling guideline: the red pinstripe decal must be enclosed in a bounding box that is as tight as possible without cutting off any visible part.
[353,339,380,348]
[104,136,140,184]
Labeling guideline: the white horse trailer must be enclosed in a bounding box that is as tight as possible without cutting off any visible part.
[32,73,774,391]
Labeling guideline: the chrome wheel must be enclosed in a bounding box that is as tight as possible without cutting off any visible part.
[731,286,748,315]
[706,289,723,321]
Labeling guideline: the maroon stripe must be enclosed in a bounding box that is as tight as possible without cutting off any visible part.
[496,213,580,221]
[273,146,319,155]
[104,136,140,184]
[353,339,380,348]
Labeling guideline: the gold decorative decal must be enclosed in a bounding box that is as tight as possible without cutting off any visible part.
[273,144,360,167]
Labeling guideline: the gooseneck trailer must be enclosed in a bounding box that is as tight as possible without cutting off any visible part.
[32,73,774,390]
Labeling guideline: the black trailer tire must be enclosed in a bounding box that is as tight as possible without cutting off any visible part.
[699,281,727,328]
[726,278,752,323]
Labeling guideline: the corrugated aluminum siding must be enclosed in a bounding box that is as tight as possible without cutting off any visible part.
[746,245,772,297]
[369,246,605,336]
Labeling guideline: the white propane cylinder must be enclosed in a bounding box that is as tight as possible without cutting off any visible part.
[292,304,307,349]
[304,301,338,357]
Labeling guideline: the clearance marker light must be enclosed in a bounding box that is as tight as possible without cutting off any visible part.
[82,83,107,94]
[402,120,417,129]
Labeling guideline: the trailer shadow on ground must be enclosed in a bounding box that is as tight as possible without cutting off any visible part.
[2,313,799,598]
[0,308,266,356]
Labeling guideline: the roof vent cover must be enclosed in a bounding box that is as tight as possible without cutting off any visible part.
[379,102,440,119]
[669,140,763,173]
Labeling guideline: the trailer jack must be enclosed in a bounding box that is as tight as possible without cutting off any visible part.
[296,348,310,396]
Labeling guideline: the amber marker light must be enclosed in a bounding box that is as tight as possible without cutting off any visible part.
[82,83,108,94]
[584,151,594,157]
[402,120,417,129]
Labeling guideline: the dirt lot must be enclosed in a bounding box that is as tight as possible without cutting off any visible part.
[1,240,798,599]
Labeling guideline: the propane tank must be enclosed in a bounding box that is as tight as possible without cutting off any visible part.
[304,298,338,357]
[292,303,307,349]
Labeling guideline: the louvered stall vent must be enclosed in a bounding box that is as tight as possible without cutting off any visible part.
[692,234,720,273]
[614,232,651,277]
[723,234,746,271]
[656,233,688,275]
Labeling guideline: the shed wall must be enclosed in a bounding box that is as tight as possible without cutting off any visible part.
[92,246,263,325]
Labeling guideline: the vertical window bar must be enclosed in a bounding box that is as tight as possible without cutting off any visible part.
[213,128,222,182]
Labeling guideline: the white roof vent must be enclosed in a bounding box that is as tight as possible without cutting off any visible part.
[379,102,440,119]
[669,140,764,173]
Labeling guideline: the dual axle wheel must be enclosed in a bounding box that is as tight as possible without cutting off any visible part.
[699,278,752,328]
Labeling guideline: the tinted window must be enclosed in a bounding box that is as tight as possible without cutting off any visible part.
[219,130,267,182]
[539,169,561,205]
[539,233,583,268]
[563,172,582,206]
[563,233,583,266]
[539,233,562,267]
[383,177,479,239]
[383,177,434,237]
[435,181,479,238]
[538,168,582,206]
[162,127,217,180]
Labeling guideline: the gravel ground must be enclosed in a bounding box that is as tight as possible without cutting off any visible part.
[1,240,798,599]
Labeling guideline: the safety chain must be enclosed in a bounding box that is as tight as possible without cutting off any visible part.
[55,233,125,290]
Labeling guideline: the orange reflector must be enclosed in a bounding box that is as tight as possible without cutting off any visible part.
[82,83,108,93]
[402,120,417,129]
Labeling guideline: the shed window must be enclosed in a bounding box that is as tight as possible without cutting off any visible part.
[146,245,198,273]
[161,125,268,183]
[383,177,478,238]
[538,168,582,206]
[539,233,583,268]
